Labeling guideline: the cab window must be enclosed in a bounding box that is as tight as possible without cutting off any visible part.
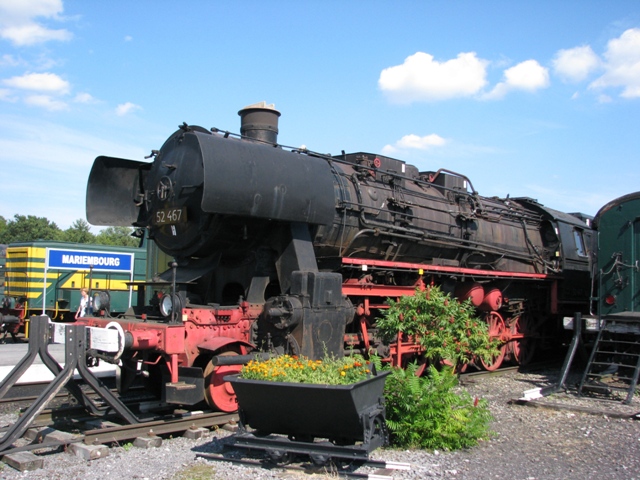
[573,229,587,257]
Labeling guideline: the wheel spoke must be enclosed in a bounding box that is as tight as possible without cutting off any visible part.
[510,314,536,365]
[480,312,506,371]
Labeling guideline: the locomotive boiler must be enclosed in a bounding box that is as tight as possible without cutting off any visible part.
[79,102,593,411]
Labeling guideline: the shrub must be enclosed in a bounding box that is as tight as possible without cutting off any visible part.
[376,286,499,369]
[382,362,493,450]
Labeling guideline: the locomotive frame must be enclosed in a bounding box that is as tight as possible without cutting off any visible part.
[74,102,594,412]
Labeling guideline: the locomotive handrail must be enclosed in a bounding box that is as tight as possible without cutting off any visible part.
[601,252,639,275]
[426,168,477,195]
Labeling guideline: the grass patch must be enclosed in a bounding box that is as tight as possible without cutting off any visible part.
[169,464,217,480]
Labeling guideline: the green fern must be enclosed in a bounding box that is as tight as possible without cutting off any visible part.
[382,363,493,450]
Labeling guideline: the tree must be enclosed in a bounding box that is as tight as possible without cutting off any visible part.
[0,215,62,243]
[0,216,6,241]
[95,226,141,248]
[63,219,96,244]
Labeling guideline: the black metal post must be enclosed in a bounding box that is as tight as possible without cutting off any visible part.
[541,312,583,396]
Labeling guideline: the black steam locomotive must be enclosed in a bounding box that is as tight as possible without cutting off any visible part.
[79,102,593,411]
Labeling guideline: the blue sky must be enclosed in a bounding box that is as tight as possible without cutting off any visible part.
[1,1,639,230]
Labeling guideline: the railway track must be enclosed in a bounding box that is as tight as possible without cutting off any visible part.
[458,358,563,384]
[459,365,520,382]
[198,451,411,480]
[0,405,237,457]
[0,374,238,459]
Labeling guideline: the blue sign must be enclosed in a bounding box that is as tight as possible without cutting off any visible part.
[47,248,134,273]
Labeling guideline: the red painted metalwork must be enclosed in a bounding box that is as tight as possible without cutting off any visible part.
[509,314,536,365]
[342,283,418,297]
[387,333,423,367]
[341,257,553,280]
[454,282,485,307]
[359,316,371,354]
[338,257,560,372]
[75,306,254,370]
[168,353,179,383]
[204,352,242,412]
[479,289,503,312]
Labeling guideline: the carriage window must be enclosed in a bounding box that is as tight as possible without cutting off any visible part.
[573,229,587,257]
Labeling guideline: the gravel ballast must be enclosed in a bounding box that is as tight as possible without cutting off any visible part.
[0,367,638,480]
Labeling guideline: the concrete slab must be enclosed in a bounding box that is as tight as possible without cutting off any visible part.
[24,426,83,446]
[34,428,82,445]
[133,435,162,448]
[222,422,239,432]
[2,451,44,471]
[68,443,109,460]
[183,427,209,440]
[24,426,48,442]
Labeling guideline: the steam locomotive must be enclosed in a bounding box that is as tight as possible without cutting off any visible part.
[78,102,593,411]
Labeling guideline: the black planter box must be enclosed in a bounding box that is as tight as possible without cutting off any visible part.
[225,371,390,460]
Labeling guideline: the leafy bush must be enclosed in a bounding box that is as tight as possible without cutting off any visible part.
[382,362,493,450]
[376,286,499,369]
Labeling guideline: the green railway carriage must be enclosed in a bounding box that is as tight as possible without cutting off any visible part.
[593,191,640,317]
[575,192,640,403]
[1,241,146,324]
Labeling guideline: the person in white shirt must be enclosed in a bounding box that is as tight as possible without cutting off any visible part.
[76,287,90,319]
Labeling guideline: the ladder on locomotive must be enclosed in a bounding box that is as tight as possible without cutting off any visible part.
[578,315,640,404]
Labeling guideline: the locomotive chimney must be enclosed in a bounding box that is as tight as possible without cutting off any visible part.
[238,101,281,144]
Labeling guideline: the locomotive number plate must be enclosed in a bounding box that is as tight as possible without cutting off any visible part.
[154,207,187,226]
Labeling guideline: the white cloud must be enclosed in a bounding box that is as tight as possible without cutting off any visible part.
[379,52,488,103]
[0,0,72,46]
[0,0,64,20]
[3,72,70,94]
[483,60,550,100]
[1,72,78,111]
[24,94,68,110]
[124,35,133,42]
[552,45,601,82]
[0,53,23,67]
[115,102,142,116]
[1,23,71,46]
[0,88,17,101]
[73,92,96,103]
[589,28,640,99]
[382,133,447,155]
